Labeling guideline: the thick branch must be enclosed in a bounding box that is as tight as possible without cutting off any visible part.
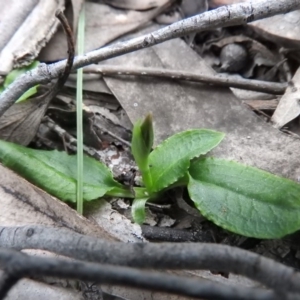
[1,225,300,294]
[0,248,281,300]
[0,0,299,116]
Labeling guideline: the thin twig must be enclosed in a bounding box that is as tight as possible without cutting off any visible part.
[39,9,74,103]
[0,248,287,300]
[0,0,299,116]
[83,65,287,95]
[40,116,99,157]
[55,10,75,88]
[100,128,131,147]
[1,225,300,294]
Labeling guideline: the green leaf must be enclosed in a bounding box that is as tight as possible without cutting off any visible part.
[1,61,39,103]
[15,86,39,103]
[132,198,148,224]
[188,157,300,239]
[131,114,154,189]
[149,129,224,192]
[0,140,129,203]
[4,61,39,87]
[140,113,154,153]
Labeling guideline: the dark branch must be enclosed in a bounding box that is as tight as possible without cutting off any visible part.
[1,225,300,294]
[0,248,284,300]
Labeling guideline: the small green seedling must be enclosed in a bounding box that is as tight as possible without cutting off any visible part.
[0,114,300,239]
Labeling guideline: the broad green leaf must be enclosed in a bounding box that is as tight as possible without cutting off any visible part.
[1,61,39,103]
[148,130,224,192]
[132,198,148,224]
[0,140,127,203]
[188,157,300,239]
[131,114,154,189]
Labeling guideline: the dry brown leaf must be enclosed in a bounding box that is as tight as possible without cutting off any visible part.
[250,10,300,49]
[243,99,279,111]
[0,0,38,53]
[0,0,64,74]
[271,66,300,128]
[0,93,50,145]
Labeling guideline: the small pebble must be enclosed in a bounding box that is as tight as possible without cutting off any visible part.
[220,43,248,73]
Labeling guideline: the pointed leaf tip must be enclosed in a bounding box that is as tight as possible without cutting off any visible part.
[149,129,225,192]
[140,113,154,153]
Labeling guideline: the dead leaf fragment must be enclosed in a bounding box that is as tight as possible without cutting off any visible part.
[271,67,300,128]
[0,0,38,52]
[0,93,50,145]
[0,0,64,74]
[250,10,300,49]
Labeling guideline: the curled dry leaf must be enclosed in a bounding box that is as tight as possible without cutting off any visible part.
[271,66,300,128]
[0,0,38,54]
[0,0,64,74]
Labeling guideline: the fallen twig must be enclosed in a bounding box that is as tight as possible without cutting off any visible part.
[0,248,283,300]
[0,0,299,117]
[83,65,287,95]
[1,225,300,295]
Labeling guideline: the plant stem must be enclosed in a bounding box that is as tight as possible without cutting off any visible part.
[138,160,153,191]
[76,4,85,215]
[106,187,136,199]
[106,186,149,199]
